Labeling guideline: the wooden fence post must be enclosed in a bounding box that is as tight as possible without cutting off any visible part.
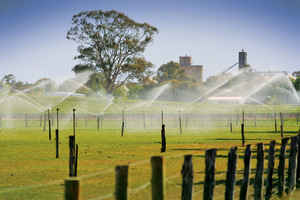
[297,133,300,181]
[181,155,193,200]
[75,144,78,177]
[265,140,275,200]
[69,136,75,177]
[240,144,252,200]
[278,137,289,197]
[115,165,129,200]
[65,177,81,200]
[225,147,237,200]
[241,124,245,146]
[203,149,217,200]
[254,143,264,200]
[151,156,165,200]
[287,136,298,194]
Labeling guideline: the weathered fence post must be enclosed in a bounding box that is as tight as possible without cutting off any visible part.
[287,136,298,194]
[69,136,75,177]
[241,124,245,146]
[297,133,300,181]
[240,144,252,200]
[278,137,289,197]
[203,149,217,200]
[115,165,129,200]
[265,140,276,200]
[280,112,283,137]
[254,143,264,200]
[65,177,81,200]
[75,144,78,177]
[161,124,166,153]
[225,147,237,200]
[181,155,193,200]
[151,156,165,200]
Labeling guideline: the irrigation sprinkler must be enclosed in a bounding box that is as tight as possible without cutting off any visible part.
[242,110,245,125]
[161,124,166,152]
[274,111,277,132]
[43,111,46,132]
[121,109,125,137]
[179,110,182,135]
[143,111,146,129]
[97,114,100,130]
[161,110,164,125]
[229,111,232,133]
[56,109,59,158]
[48,109,51,140]
[73,109,76,138]
[25,114,28,127]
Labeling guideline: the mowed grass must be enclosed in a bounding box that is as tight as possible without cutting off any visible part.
[0,118,300,200]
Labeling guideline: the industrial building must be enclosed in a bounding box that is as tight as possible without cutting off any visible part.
[179,55,203,82]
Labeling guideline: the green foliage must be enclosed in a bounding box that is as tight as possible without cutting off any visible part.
[293,77,300,90]
[112,86,128,98]
[156,61,192,83]
[126,83,143,99]
[67,10,158,94]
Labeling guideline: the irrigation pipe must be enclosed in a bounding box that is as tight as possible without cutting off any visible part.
[129,182,150,194]
[0,179,64,194]
[88,193,113,200]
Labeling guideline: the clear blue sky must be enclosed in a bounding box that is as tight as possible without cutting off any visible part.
[1,0,299,84]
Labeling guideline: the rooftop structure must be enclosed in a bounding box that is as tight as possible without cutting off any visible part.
[179,55,203,82]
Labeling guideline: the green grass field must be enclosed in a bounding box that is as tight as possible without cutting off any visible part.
[1,116,300,200]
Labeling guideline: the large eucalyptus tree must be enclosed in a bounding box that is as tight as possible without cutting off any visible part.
[67,10,158,94]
